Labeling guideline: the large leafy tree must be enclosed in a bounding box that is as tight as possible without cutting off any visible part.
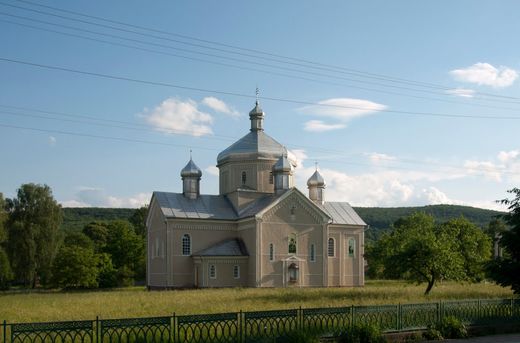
[0,194,13,289]
[129,206,148,238]
[6,184,62,287]
[366,212,491,294]
[488,188,520,292]
[52,241,99,289]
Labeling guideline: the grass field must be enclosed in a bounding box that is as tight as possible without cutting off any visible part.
[0,280,513,323]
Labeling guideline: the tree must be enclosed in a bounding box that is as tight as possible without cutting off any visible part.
[6,184,62,287]
[488,188,520,293]
[82,222,109,252]
[104,220,145,285]
[366,212,490,294]
[52,246,99,288]
[0,194,13,289]
[129,206,148,238]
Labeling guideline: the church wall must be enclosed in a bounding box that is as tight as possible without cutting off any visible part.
[238,220,257,287]
[168,220,238,288]
[218,159,278,195]
[328,225,365,287]
[196,258,249,287]
[327,231,341,287]
[147,200,168,287]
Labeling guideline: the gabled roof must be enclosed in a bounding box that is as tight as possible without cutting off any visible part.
[318,202,366,226]
[193,238,249,256]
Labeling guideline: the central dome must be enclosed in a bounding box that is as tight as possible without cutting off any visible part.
[217,130,287,165]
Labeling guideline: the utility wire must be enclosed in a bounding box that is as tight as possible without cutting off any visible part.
[3,0,520,103]
[4,16,520,112]
[1,56,520,120]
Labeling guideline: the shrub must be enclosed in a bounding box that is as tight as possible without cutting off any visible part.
[337,323,386,343]
[438,316,467,339]
[422,325,443,341]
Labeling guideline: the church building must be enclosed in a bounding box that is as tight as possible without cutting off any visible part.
[146,101,367,288]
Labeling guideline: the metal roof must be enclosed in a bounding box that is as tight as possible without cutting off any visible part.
[216,131,288,164]
[193,238,249,256]
[154,192,238,220]
[318,202,366,226]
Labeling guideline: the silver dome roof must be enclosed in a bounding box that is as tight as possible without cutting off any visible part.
[307,170,325,187]
[181,158,202,178]
[273,154,293,173]
[217,131,287,164]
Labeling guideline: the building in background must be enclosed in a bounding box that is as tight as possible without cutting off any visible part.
[146,101,367,288]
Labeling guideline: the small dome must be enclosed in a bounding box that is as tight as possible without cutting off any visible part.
[307,170,325,187]
[273,154,293,173]
[249,101,264,116]
[180,158,202,178]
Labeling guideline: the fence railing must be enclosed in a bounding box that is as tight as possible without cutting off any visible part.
[2,298,519,343]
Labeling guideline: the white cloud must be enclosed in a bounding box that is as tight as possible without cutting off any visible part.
[142,98,213,137]
[368,152,397,164]
[420,187,453,205]
[304,120,346,132]
[205,166,220,176]
[446,88,476,98]
[48,136,56,146]
[450,63,518,88]
[287,149,308,169]
[300,98,387,121]
[498,150,519,164]
[201,97,240,117]
[62,187,151,208]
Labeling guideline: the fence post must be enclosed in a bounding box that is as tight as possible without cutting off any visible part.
[511,298,515,319]
[238,311,242,343]
[3,320,6,343]
[477,299,481,321]
[437,301,441,325]
[95,316,99,343]
[172,313,176,343]
[397,303,401,331]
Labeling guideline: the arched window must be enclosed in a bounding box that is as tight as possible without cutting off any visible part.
[288,234,297,254]
[310,243,316,262]
[328,238,335,257]
[182,234,191,256]
[241,171,247,185]
[269,243,275,262]
[209,264,216,279]
[348,238,356,258]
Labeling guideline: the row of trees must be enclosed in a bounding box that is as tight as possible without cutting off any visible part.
[0,183,147,289]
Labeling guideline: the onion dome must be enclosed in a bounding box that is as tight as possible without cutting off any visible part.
[307,170,325,187]
[180,158,202,178]
[273,154,293,173]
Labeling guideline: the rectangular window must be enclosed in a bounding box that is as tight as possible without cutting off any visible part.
[233,265,240,279]
[328,238,335,257]
[209,265,216,279]
[348,238,356,258]
[310,243,316,262]
[155,237,160,258]
[288,236,297,254]
[269,243,275,262]
[269,172,273,184]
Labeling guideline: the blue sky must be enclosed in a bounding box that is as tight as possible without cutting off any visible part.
[0,0,519,210]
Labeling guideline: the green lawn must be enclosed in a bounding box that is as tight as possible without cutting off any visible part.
[0,280,513,323]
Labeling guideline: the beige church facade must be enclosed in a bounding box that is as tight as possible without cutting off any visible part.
[146,101,367,288]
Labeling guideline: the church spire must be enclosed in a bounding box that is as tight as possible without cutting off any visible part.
[249,88,264,132]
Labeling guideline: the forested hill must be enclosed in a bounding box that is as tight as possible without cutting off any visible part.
[62,204,504,239]
[354,204,503,241]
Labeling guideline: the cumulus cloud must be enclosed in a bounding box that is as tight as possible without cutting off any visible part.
[205,166,220,176]
[498,150,519,164]
[201,97,240,117]
[304,120,346,132]
[142,98,213,137]
[62,187,151,208]
[464,160,503,182]
[450,63,518,88]
[463,150,520,183]
[446,88,476,98]
[300,98,387,121]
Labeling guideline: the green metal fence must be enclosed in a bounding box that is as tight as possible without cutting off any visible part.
[1,298,519,343]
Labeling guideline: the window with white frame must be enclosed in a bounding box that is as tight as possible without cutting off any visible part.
[310,243,316,262]
[233,265,240,279]
[209,264,216,279]
[328,238,335,257]
[269,243,275,261]
[348,238,356,258]
[182,234,191,256]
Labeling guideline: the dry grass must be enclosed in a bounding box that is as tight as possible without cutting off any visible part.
[0,280,513,323]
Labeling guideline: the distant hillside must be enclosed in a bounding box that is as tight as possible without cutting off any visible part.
[354,204,504,241]
[62,204,504,239]
[61,207,135,231]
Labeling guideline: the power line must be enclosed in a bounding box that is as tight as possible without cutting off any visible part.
[10,0,520,102]
[1,56,520,120]
[4,15,520,112]
[3,0,520,103]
